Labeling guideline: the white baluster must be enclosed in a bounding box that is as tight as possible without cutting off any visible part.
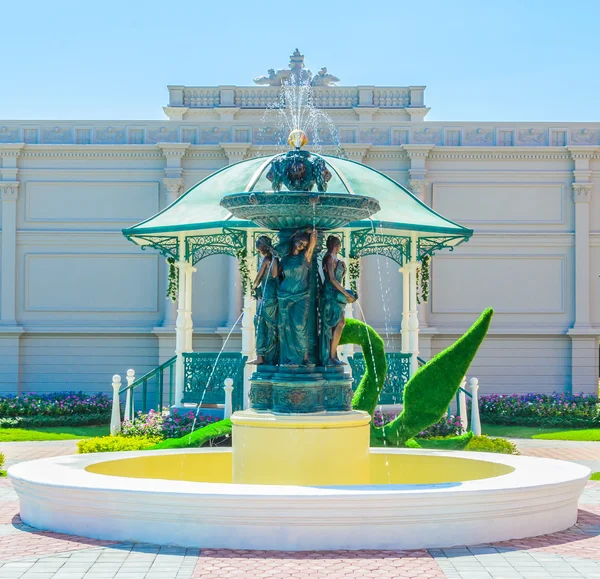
[110,375,122,436]
[124,369,135,422]
[223,378,234,419]
[458,377,468,434]
[469,377,481,436]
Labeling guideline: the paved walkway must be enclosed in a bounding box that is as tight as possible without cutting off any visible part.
[2,438,600,578]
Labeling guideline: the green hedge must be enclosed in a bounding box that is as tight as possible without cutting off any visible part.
[0,413,110,429]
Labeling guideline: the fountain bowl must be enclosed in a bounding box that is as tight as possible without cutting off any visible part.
[220,191,380,230]
[8,448,589,551]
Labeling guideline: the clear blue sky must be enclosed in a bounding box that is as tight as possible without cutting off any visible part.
[2,0,598,122]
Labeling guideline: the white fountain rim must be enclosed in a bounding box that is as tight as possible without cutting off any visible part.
[8,447,591,499]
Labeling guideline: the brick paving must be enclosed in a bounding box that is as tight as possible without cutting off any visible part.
[1,439,600,577]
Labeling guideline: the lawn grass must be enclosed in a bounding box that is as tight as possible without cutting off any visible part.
[482,424,565,439]
[0,425,109,442]
[483,423,600,441]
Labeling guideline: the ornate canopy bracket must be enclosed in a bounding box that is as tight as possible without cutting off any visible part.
[417,235,470,260]
[349,229,411,267]
[125,234,180,261]
[186,228,247,264]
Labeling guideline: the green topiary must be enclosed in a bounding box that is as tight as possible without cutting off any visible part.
[376,308,494,446]
[148,418,232,450]
[77,435,161,454]
[339,318,387,416]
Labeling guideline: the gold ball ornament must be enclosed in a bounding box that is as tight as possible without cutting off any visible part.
[288,129,309,149]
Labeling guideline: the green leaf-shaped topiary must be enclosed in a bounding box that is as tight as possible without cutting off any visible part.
[378,308,494,446]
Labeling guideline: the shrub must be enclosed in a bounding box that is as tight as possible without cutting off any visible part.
[478,393,600,428]
[372,412,463,439]
[120,408,219,440]
[0,413,110,429]
[465,435,519,455]
[0,452,5,475]
[77,435,161,454]
[0,392,110,418]
[149,419,232,449]
[413,431,474,450]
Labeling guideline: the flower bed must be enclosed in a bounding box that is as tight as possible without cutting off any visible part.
[121,408,220,440]
[478,393,600,427]
[373,412,463,438]
[0,392,111,427]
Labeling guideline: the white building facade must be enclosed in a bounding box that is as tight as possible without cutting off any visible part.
[1,60,599,397]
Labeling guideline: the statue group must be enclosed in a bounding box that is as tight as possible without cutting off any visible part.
[249,229,356,368]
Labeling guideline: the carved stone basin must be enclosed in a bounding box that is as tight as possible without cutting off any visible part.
[220,191,380,230]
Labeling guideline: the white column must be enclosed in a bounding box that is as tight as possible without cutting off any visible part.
[184,262,196,352]
[227,258,243,326]
[408,236,420,375]
[0,183,19,325]
[341,229,354,362]
[400,265,410,354]
[240,232,257,408]
[173,237,187,406]
[162,178,185,328]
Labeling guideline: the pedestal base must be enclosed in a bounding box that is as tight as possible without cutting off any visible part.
[248,365,354,413]
[230,409,371,485]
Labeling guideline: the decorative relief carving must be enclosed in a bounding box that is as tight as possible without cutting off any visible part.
[572,183,592,203]
[571,129,598,145]
[408,179,428,195]
[0,126,20,143]
[163,178,185,199]
[95,127,125,144]
[148,127,178,143]
[199,127,230,144]
[254,126,285,145]
[412,128,442,145]
[359,128,389,145]
[517,129,547,145]
[464,128,494,145]
[42,126,71,144]
[0,183,19,201]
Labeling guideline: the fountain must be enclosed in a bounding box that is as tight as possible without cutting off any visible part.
[7,56,590,548]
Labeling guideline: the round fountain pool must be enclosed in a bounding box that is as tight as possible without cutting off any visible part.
[9,448,589,551]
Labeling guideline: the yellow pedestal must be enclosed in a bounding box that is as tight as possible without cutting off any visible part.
[231,410,371,485]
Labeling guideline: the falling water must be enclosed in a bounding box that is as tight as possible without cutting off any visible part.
[355,301,391,479]
[186,310,244,445]
[255,74,344,157]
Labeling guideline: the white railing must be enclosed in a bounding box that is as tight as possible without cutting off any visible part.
[182,88,220,108]
[373,88,410,107]
[469,377,481,436]
[110,373,237,436]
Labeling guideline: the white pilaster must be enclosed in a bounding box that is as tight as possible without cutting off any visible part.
[0,182,20,326]
[184,262,196,353]
[566,146,598,395]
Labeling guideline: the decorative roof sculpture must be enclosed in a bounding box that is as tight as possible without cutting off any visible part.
[253,49,339,87]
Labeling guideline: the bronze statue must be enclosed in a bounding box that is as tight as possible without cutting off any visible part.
[320,235,356,365]
[278,228,317,366]
[248,236,279,366]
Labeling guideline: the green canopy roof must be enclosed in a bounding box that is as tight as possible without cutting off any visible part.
[123,153,472,262]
